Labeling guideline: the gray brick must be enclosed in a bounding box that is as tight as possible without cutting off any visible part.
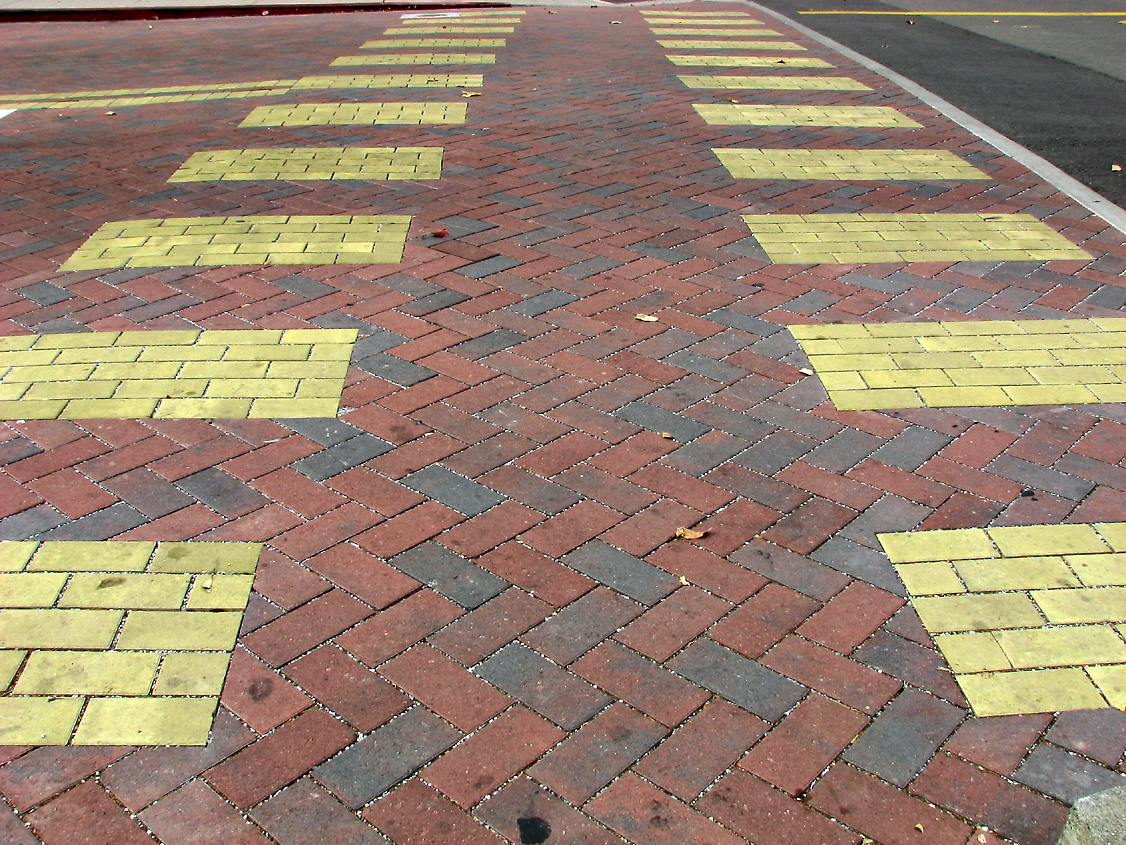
[987,454,1096,501]
[18,282,75,306]
[663,432,748,478]
[457,256,523,279]
[844,689,965,786]
[665,351,746,385]
[734,430,816,475]
[37,503,147,541]
[451,330,526,360]
[353,331,408,358]
[612,401,709,443]
[475,643,610,729]
[560,257,622,280]
[250,779,390,845]
[312,707,461,809]
[399,289,470,316]
[272,273,335,300]
[402,465,505,517]
[390,542,507,609]
[706,308,784,337]
[670,640,806,721]
[872,426,953,472]
[806,429,882,474]
[522,587,643,665]
[291,435,393,481]
[810,536,907,597]
[1014,745,1126,804]
[0,505,67,541]
[353,353,435,387]
[435,215,497,236]
[561,541,679,606]
[279,418,362,447]
[175,468,268,518]
[853,629,967,705]
[627,242,692,263]
[839,495,927,551]
[684,402,773,442]
[509,290,579,317]
[310,312,380,337]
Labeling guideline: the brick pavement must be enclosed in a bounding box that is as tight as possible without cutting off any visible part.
[1,3,1126,845]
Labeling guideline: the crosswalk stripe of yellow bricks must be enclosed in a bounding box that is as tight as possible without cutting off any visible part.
[659,39,806,50]
[697,104,920,127]
[879,524,1126,716]
[715,148,990,180]
[0,328,356,420]
[746,212,1089,266]
[647,18,766,25]
[791,318,1122,410]
[681,75,870,90]
[650,28,783,36]
[0,86,292,111]
[332,53,496,66]
[61,214,411,271]
[362,38,506,49]
[291,73,482,89]
[667,55,833,66]
[385,26,514,34]
[168,148,442,182]
[241,102,467,127]
[0,541,262,746]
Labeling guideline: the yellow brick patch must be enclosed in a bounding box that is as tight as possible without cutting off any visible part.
[879,524,1126,716]
[697,104,920,127]
[667,55,833,67]
[647,17,765,24]
[650,28,783,35]
[384,26,514,33]
[0,88,289,112]
[659,40,806,50]
[0,328,356,420]
[60,215,411,272]
[292,73,482,89]
[169,147,443,182]
[361,38,506,48]
[0,80,296,111]
[240,102,467,127]
[0,541,261,745]
[715,148,989,180]
[682,75,869,90]
[331,53,496,66]
[790,317,1114,411]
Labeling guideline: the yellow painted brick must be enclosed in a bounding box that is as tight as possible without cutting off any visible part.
[0,697,84,745]
[1087,665,1126,710]
[204,379,299,399]
[3,363,95,382]
[943,367,1036,386]
[1065,552,1126,586]
[805,353,895,371]
[0,649,25,690]
[684,75,866,90]
[0,398,65,419]
[153,651,232,695]
[112,379,208,399]
[1032,587,1126,624]
[29,541,155,573]
[0,609,123,648]
[916,385,1013,407]
[60,398,163,419]
[790,324,874,341]
[913,593,1045,633]
[186,574,255,610]
[117,610,242,651]
[1093,523,1126,551]
[668,55,832,67]
[59,573,190,610]
[14,650,160,695]
[282,328,357,345]
[994,625,1126,669]
[198,329,284,345]
[830,387,924,411]
[0,572,69,607]
[953,556,1080,591]
[659,39,806,50]
[0,542,38,573]
[153,398,254,419]
[818,371,867,391]
[860,369,952,389]
[895,561,965,595]
[0,336,37,351]
[1089,384,1126,403]
[54,346,141,365]
[116,330,200,346]
[72,697,218,746]
[268,360,349,379]
[935,632,1011,672]
[987,524,1111,557]
[957,668,1109,717]
[879,528,996,564]
[149,542,262,575]
[221,345,311,361]
[249,397,342,418]
[178,361,268,379]
[970,350,1059,368]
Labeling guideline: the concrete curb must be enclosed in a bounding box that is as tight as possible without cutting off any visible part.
[1058,785,1126,845]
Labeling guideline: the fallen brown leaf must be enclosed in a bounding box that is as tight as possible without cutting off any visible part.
[678,575,690,586]
[675,526,707,540]
[431,229,449,238]
[635,313,659,322]
[660,431,673,439]
[462,91,482,97]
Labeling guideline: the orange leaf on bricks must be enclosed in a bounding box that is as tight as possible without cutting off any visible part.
[635,313,659,322]
[675,526,707,540]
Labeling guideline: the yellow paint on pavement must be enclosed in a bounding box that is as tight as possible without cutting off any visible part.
[240,102,467,127]
[169,148,443,182]
[331,53,497,65]
[681,75,869,89]
[659,39,806,49]
[667,55,833,67]
[361,38,506,48]
[715,148,989,180]
[292,74,482,89]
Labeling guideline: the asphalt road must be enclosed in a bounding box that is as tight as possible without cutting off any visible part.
[749,0,1126,208]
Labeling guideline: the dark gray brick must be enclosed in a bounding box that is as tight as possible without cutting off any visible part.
[612,401,709,443]
[399,289,470,316]
[475,643,610,729]
[560,257,622,280]
[37,503,146,541]
[279,418,362,447]
[353,331,409,358]
[670,640,806,721]
[312,707,461,809]
[402,466,505,517]
[291,435,393,481]
[250,779,390,845]
[734,430,817,475]
[17,282,75,307]
[663,432,748,478]
[627,242,692,263]
[806,429,882,474]
[522,587,643,665]
[450,330,526,360]
[390,542,507,609]
[706,308,784,337]
[872,426,953,471]
[987,454,1096,501]
[854,630,967,705]
[0,505,67,541]
[844,689,965,786]
[665,351,746,385]
[435,215,497,236]
[457,256,523,279]
[509,290,579,317]
[1013,745,1126,804]
[175,468,267,518]
[310,312,380,337]
[839,495,927,551]
[0,437,42,465]
[353,353,435,387]
[271,273,335,300]
[810,536,907,597]
[561,541,679,606]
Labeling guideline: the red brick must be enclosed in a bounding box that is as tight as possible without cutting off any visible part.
[421,706,564,808]
[272,503,382,562]
[354,501,464,559]
[0,746,130,812]
[0,799,38,845]
[379,644,511,731]
[475,776,621,845]
[776,460,882,510]
[337,589,462,667]
[697,770,861,845]
[379,375,466,415]
[615,585,732,662]
[221,646,312,735]
[919,456,1022,503]
[628,463,735,512]
[942,713,1054,776]
[760,496,857,555]
[139,780,271,845]
[1073,419,1126,463]
[691,498,780,557]
[206,709,355,809]
[516,431,607,477]
[218,437,320,482]
[635,699,768,801]
[939,424,1018,469]
[197,503,303,543]
[438,501,544,558]
[740,692,869,795]
[761,635,902,713]
[304,543,418,609]
[250,468,346,518]
[427,587,553,665]
[599,499,703,556]
[26,781,155,845]
[475,542,595,607]
[0,472,42,519]
[518,500,623,558]
[847,459,953,507]
[587,431,679,475]
[797,580,905,654]
[711,583,819,659]
[243,589,373,668]
[326,467,423,516]
[362,780,505,845]
[27,468,116,519]
[250,548,330,610]
[9,436,111,483]
[586,773,746,845]
[647,542,768,603]
[149,438,251,482]
[810,763,973,845]
[368,432,465,479]
[443,433,536,477]
[283,644,410,733]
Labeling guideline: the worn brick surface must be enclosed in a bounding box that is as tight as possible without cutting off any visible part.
[1,4,1122,844]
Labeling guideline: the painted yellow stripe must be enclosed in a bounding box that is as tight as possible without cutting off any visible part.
[802,9,1126,15]
[240,102,467,127]
[168,147,443,182]
[715,148,989,180]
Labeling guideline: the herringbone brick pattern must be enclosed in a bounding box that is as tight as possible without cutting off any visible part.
[1,4,1124,845]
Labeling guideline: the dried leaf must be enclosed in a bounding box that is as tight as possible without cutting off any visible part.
[200,576,213,590]
[105,111,116,115]
[462,91,482,97]
[799,367,813,375]
[611,20,621,24]
[431,229,449,238]
[1113,163,1123,171]
[675,526,707,540]
[915,824,925,833]
[635,313,659,322]
[660,431,673,439]
[678,575,690,586]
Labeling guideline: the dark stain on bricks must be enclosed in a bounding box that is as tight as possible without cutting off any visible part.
[517,816,551,844]
[248,679,273,702]
[97,577,126,589]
